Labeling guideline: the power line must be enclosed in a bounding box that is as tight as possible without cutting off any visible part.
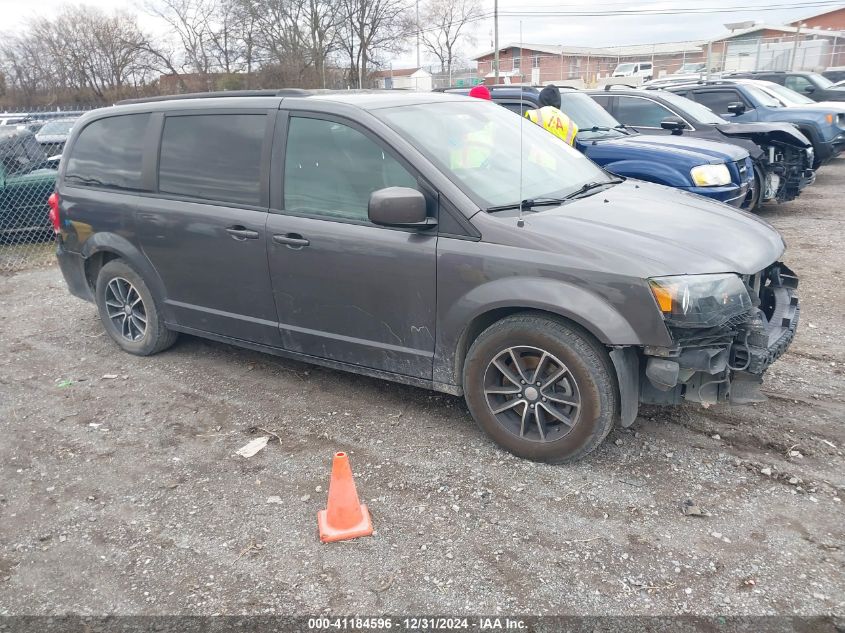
[399,0,845,39]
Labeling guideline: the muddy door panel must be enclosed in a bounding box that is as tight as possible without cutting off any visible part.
[266,214,437,379]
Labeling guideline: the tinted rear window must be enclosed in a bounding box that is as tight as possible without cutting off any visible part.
[65,114,149,190]
[158,114,266,206]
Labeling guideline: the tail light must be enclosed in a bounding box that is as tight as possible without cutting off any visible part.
[47,192,60,233]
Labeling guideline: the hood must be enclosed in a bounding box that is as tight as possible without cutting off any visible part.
[580,134,743,168]
[617,134,749,162]
[714,122,811,148]
[819,88,845,100]
[780,101,845,114]
[487,180,784,278]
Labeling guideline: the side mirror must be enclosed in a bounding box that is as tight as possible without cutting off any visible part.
[660,116,687,133]
[727,102,746,115]
[368,187,435,228]
[803,85,815,94]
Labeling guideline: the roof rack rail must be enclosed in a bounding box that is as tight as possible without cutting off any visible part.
[603,83,638,91]
[115,88,310,106]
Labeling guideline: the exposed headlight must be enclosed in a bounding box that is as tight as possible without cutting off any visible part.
[648,273,752,327]
[690,164,731,187]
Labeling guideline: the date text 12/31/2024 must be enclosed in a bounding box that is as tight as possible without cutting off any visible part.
[307,617,527,630]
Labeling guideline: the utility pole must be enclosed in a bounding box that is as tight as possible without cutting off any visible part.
[416,0,421,68]
[706,41,713,80]
[493,0,499,83]
[791,23,804,70]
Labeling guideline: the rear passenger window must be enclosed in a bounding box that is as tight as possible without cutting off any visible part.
[65,114,149,190]
[283,117,417,222]
[158,114,266,206]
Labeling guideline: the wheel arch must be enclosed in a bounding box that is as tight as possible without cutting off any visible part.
[80,232,170,319]
[452,306,614,390]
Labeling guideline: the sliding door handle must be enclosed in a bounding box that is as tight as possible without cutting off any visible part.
[225,226,259,240]
[273,233,310,248]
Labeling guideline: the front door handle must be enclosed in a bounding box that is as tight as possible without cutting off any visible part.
[226,226,259,240]
[273,233,310,249]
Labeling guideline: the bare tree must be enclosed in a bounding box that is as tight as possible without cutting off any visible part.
[337,0,413,88]
[304,0,342,87]
[237,0,339,88]
[420,0,481,77]
[146,0,217,89]
[1,5,154,105]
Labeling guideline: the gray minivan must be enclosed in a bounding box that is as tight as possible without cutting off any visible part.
[52,89,799,463]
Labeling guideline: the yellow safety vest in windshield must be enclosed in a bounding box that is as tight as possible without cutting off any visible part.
[525,106,578,146]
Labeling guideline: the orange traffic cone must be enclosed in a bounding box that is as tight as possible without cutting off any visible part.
[317,452,373,543]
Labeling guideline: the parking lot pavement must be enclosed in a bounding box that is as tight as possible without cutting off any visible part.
[1,162,843,617]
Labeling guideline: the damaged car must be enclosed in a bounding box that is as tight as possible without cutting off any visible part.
[588,86,815,210]
[53,89,798,463]
[447,85,756,210]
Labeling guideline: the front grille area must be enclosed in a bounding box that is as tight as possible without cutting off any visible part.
[732,262,799,374]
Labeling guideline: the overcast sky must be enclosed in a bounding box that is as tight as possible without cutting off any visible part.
[0,0,839,67]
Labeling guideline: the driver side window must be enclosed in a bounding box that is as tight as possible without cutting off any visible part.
[615,96,676,127]
[693,90,742,115]
[785,75,812,93]
[283,116,418,222]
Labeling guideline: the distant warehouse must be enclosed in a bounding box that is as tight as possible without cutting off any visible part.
[474,6,845,86]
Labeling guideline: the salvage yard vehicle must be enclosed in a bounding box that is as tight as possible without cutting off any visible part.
[447,85,755,209]
[35,118,78,157]
[612,61,653,82]
[53,89,799,463]
[0,127,57,239]
[588,86,815,210]
[664,79,845,168]
[724,70,845,103]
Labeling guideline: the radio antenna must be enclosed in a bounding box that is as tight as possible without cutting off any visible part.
[517,24,525,228]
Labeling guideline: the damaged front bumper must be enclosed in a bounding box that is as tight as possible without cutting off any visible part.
[639,262,799,407]
[758,145,815,204]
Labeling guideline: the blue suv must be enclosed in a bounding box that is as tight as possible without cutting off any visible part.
[447,86,754,208]
[663,79,845,168]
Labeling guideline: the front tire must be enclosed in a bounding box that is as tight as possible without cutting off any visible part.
[463,313,617,463]
[95,259,177,356]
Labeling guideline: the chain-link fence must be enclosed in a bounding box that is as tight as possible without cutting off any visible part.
[472,33,845,89]
[0,124,59,273]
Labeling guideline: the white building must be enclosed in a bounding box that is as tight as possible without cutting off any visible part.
[372,67,433,91]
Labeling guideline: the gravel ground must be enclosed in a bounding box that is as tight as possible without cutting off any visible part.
[0,162,843,618]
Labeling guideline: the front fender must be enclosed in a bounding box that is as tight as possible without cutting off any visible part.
[433,276,669,387]
[598,159,692,187]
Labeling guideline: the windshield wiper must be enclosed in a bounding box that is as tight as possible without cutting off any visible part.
[486,179,623,213]
[486,197,573,213]
[562,178,623,200]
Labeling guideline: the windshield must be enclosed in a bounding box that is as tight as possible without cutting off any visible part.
[808,72,834,89]
[743,83,782,107]
[677,63,704,74]
[756,81,814,105]
[559,91,626,139]
[39,120,75,135]
[376,100,611,210]
[614,63,636,73]
[659,90,726,123]
[0,134,47,175]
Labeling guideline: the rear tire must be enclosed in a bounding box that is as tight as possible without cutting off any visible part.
[463,313,617,463]
[95,259,177,356]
